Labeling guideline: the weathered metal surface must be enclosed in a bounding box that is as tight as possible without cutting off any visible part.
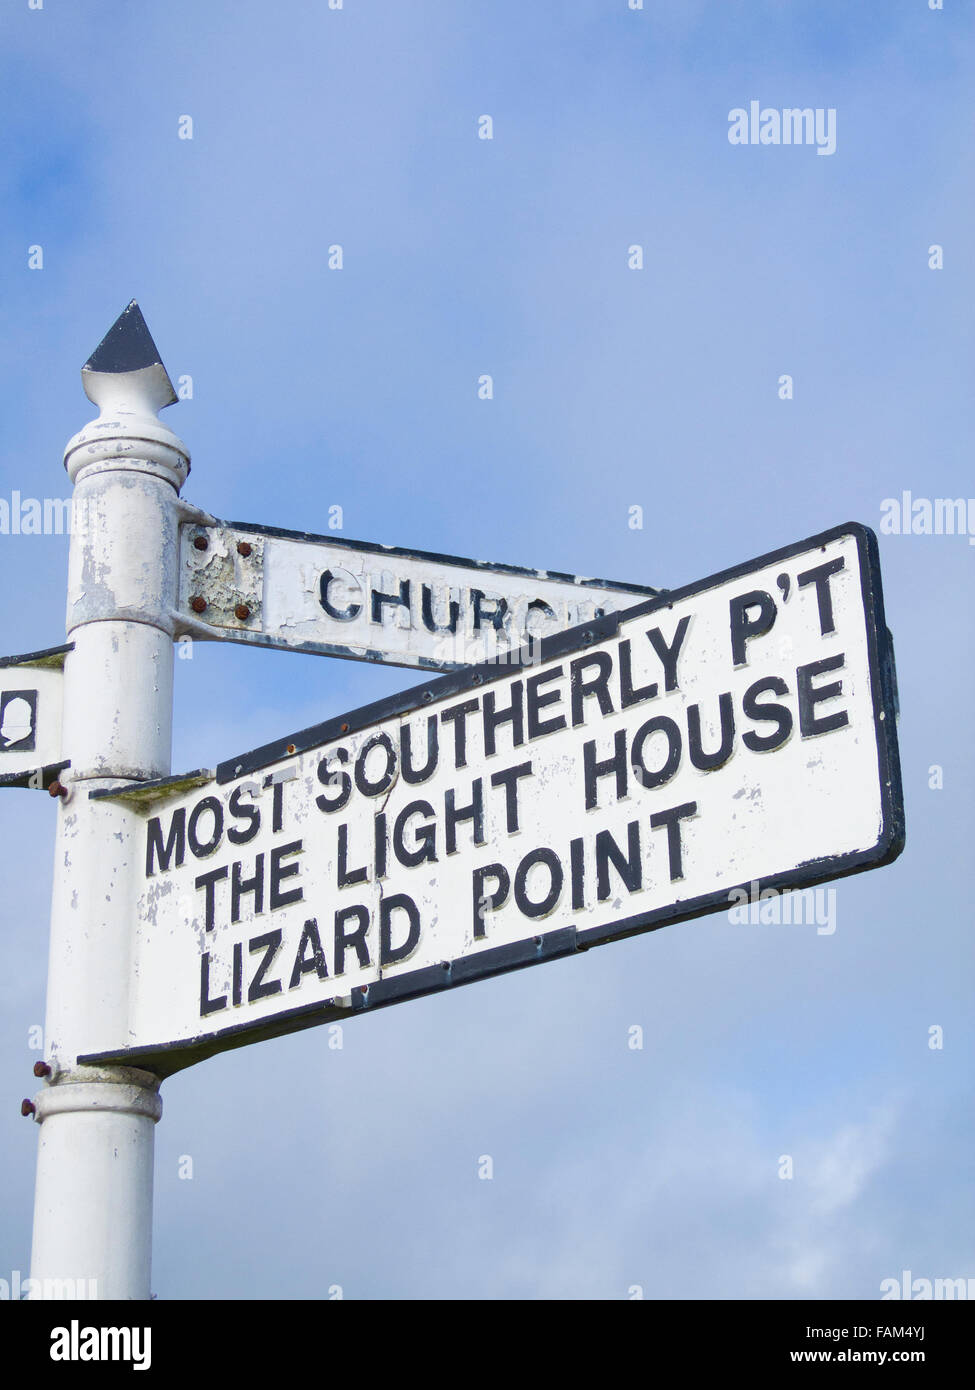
[175,520,661,671]
[83,523,902,1076]
[30,302,182,1301]
[0,645,71,788]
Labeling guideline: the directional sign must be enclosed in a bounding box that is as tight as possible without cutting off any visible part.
[86,524,902,1076]
[0,645,71,789]
[177,519,661,670]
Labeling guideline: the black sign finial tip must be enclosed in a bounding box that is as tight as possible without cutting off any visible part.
[83,301,167,375]
[82,302,178,410]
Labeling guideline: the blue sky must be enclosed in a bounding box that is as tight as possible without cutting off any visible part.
[1,0,972,1299]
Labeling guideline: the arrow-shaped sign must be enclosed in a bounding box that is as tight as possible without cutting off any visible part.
[176,519,661,672]
[82,523,902,1076]
[0,644,71,790]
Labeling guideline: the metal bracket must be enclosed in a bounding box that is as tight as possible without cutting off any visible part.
[177,524,264,634]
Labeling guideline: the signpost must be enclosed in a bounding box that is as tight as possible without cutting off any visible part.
[176,520,660,670]
[83,523,901,1075]
[21,303,905,1300]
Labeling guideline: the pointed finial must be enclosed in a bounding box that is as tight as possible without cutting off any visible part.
[64,301,189,487]
[81,301,178,415]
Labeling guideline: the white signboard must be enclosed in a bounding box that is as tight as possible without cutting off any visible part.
[88,524,902,1074]
[177,520,660,670]
[0,645,70,789]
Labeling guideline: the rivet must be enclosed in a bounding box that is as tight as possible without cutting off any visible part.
[286,744,296,755]
[237,541,252,557]
[33,1061,51,1079]
[193,535,209,551]
[341,723,349,733]
[234,603,250,621]
[21,1099,35,1118]
[47,781,67,799]
[190,596,207,614]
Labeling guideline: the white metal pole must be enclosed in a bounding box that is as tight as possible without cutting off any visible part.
[27,303,190,1300]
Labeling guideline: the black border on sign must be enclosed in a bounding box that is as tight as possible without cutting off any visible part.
[81,522,904,1078]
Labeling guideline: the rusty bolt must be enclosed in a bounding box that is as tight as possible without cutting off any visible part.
[33,1061,51,1079]
[193,535,209,551]
[237,541,252,557]
[21,1099,35,1118]
[189,596,207,614]
[286,744,296,755]
[340,723,349,733]
[48,781,67,799]
[234,603,250,622]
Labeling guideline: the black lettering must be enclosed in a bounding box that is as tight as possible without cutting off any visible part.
[421,583,459,634]
[797,557,845,636]
[526,667,567,739]
[371,578,411,625]
[570,652,615,727]
[379,894,421,966]
[471,589,508,632]
[232,942,243,1007]
[195,865,228,931]
[316,748,351,812]
[647,615,691,692]
[187,795,223,859]
[569,837,585,910]
[354,733,397,797]
[472,863,510,939]
[482,680,524,755]
[270,778,287,833]
[393,801,437,867]
[319,568,362,621]
[650,801,697,881]
[514,848,563,918]
[596,822,642,900]
[401,716,439,783]
[445,779,485,853]
[490,761,533,833]
[334,905,370,974]
[440,698,479,769]
[248,930,283,1002]
[227,784,260,845]
[231,854,264,924]
[797,654,849,736]
[375,812,388,880]
[742,677,793,751]
[686,693,735,772]
[583,730,628,810]
[200,951,227,1016]
[730,590,776,666]
[631,716,682,790]
[289,919,329,989]
[618,638,658,708]
[148,809,185,876]
[270,840,303,909]
[337,822,367,887]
